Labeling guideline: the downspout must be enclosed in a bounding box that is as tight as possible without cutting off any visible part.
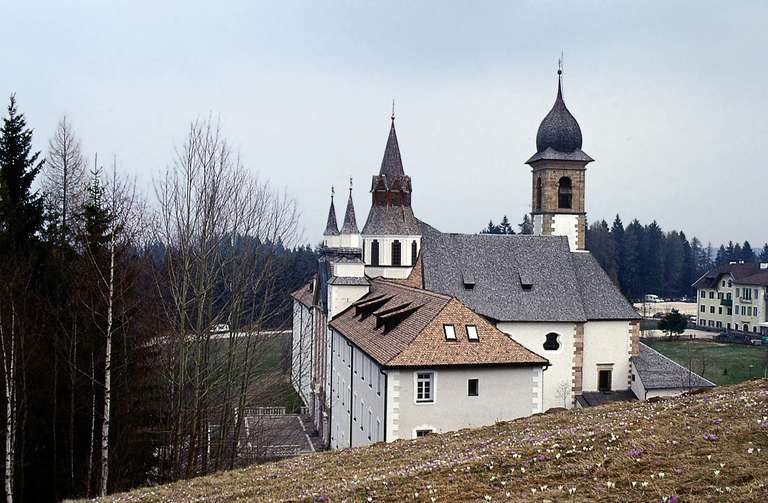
[382,370,388,442]
[349,343,354,448]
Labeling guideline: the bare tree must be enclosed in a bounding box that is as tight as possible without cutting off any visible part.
[0,304,17,503]
[43,116,87,242]
[154,117,299,480]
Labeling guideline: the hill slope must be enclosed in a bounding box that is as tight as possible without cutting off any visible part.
[97,381,768,502]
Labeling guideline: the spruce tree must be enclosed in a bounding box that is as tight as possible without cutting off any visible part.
[518,214,533,234]
[498,215,514,235]
[741,240,756,263]
[760,243,768,262]
[715,245,728,265]
[0,95,45,253]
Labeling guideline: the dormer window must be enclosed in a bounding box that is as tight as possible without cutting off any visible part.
[443,324,456,341]
[466,325,479,342]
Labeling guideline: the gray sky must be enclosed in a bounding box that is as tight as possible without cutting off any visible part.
[3,1,766,247]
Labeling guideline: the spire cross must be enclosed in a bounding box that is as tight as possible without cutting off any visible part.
[349,177,353,194]
[331,185,335,201]
[558,51,563,75]
[391,99,395,120]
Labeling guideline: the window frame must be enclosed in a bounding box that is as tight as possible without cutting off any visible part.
[443,324,456,341]
[467,378,479,397]
[415,371,435,404]
[466,325,479,342]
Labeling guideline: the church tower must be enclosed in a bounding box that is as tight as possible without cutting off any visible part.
[526,66,593,251]
[362,112,422,279]
[322,188,341,249]
[339,179,361,249]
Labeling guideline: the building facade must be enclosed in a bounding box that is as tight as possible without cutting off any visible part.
[290,69,711,450]
[694,262,768,334]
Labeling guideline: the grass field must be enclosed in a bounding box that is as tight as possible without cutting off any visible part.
[645,339,768,385]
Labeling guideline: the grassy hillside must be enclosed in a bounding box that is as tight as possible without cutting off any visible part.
[92,381,768,502]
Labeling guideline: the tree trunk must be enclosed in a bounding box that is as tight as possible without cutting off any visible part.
[86,352,95,499]
[1,305,17,503]
[99,232,116,497]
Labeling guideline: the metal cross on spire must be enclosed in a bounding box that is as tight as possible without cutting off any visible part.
[331,185,335,201]
[558,51,564,75]
[349,176,353,194]
[391,99,395,120]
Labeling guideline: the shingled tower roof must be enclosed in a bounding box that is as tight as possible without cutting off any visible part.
[379,118,405,177]
[526,68,593,165]
[341,183,359,234]
[323,189,340,236]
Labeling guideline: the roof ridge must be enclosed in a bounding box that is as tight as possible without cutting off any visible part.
[371,277,452,300]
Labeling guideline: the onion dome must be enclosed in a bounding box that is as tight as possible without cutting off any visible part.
[536,72,582,153]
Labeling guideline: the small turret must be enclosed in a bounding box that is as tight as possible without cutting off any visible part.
[339,178,361,249]
[323,187,341,249]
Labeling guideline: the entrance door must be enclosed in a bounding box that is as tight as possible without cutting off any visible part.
[598,369,612,392]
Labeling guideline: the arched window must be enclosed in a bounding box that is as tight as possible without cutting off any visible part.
[543,332,560,351]
[411,241,418,265]
[535,177,542,211]
[392,240,402,266]
[371,240,380,266]
[558,177,572,209]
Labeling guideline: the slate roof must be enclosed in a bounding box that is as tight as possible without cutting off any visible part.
[419,227,640,322]
[526,72,593,165]
[329,279,548,368]
[290,277,316,308]
[379,119,404,178]
[340,191,359,234]
[577,390,636,407]
[328,276,369,286]
[323,198,339,236]
[362,204,422,235]
[632,343,715,390]
[693,263,768,288]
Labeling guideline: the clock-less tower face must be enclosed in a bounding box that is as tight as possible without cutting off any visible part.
[526,70,593,251]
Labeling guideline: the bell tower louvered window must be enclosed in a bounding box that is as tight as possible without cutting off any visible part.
[371,239,380,266]
[411,240,418,265]
[392,240,402,266]
[558,177,572,209]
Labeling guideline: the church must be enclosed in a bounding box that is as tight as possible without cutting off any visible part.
[291,69,645,449]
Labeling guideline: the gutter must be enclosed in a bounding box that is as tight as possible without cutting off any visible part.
[349,342,354,448]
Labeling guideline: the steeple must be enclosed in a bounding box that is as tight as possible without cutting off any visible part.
[341,178,359,234]
[379,115,405,178]
[323,186,340,236]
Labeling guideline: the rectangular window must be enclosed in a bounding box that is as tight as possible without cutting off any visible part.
[367,410,372,440]
[360,400,365,430]
[718,292,723,299]
[700,290,705,298]
[700,305,705,312]
[416,372,434,403]
[443,324,456,341]
[722,280,726,287]
[718,307,722,315]
[468,378,479,396]
[466,325,479,341]
[709,291,714,299]
[415,429,433,438]
[710,306,715,313]
[728,308,732,315]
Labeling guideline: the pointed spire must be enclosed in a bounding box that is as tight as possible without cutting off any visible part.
[323,186,340,236]
[341,177,359,234]
[379,107,405,178]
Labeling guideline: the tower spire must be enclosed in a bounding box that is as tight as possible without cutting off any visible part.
[323,186,340,236]
[341,177,359,234]
[379,110,404,178]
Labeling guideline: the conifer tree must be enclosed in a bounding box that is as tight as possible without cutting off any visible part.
[741,241,756,263]
[0,95,45,253]
[518,214,533,234]
[760,243,768,262]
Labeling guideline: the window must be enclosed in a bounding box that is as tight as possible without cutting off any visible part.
[411,241,418,266]
[718,307,722,315]
[727,323,731,330]
[371,240,380,266]
[367,410,372,440]
[709,292,714,299]
[415,429,433,438]
[700,290,705,298]
[728,280,732,287]
[360,400,365,430]
[722,280,726,287]
[466,325,479,341]
[718,292,723,299]
[700,305,705,312]
[710,306,715,313]
[535,177,542,210]
[728,308,732,315]
[443,324,456,341]
[543,332,560,351]
[391,240,402,266]
[744,288,753,300]
[416,372,434,403]
[468,378,479,396]
[558,177,572,209]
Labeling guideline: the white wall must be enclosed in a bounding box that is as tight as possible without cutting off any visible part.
[328,284,369,318]
[497,322,575,410]
[291,300,314,405]
[339,232,362,249]
[388,366,541,440]
[329,329,386,449]
[581,321,631,393]
[362,235,421,269]
[333,261,365,278]
[552,214,579,251]
[323,234,341,248]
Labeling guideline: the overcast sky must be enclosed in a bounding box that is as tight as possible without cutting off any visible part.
[3,1,766,247]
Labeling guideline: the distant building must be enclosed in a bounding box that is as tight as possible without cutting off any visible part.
[630,343,715,399]
[290,68,668,450]
[693,262,768,335]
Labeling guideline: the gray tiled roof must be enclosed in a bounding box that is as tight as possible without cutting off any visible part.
[323,198,339,236]
[340,191,359,234]
[632,343,715,390]
[419,227,640,322]
[328,276,369,286]
[362,204,422,235]
[526,147,594,164]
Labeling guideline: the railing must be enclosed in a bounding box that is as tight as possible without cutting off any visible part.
[720,298,732,307]
[243,406,287,416]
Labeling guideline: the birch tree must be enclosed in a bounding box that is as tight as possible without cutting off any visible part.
[154,117,298,479]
